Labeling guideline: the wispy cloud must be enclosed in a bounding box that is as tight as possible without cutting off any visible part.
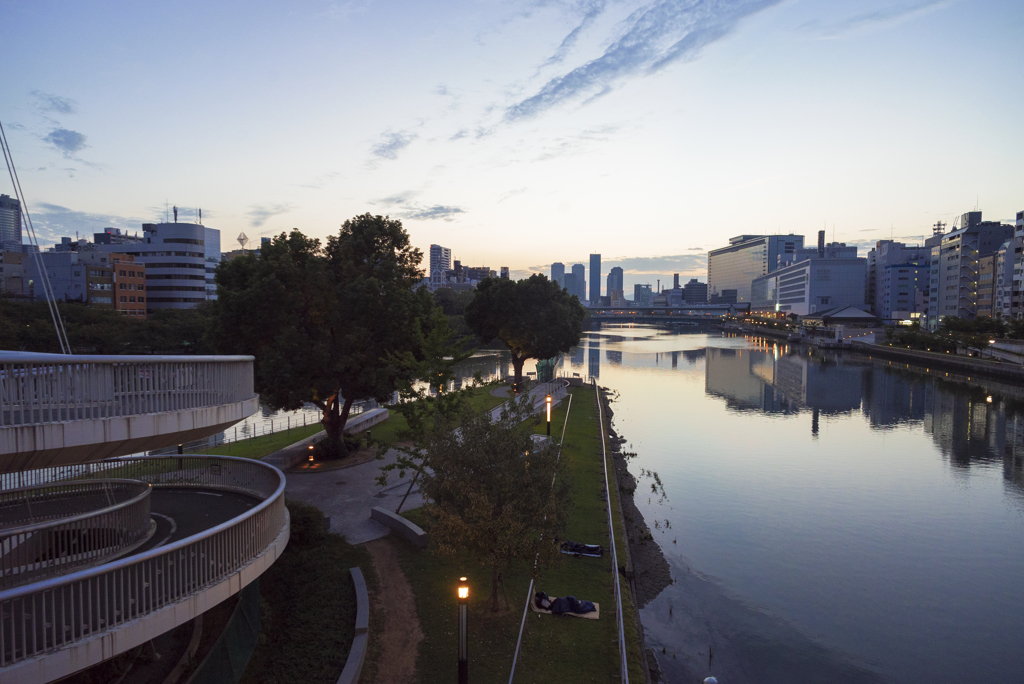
[506,0,782,122]
[539,0,607,69]
[801,0,949,38]
[534,124,620,161]
[245,203,294,227]
[449,128,469,141]
[498,187,528,203]
[291,171,341,190]
[30,203,144,245]
[43,128,87,158]
[374,191,466,222]
[370,130,417,160]
[398,205,466,221]
[32,91,77,115]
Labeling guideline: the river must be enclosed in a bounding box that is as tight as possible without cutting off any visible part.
[549,324,1024,684]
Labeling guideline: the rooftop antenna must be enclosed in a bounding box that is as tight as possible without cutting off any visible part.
[165,199,168,223]
[199,208,202,224]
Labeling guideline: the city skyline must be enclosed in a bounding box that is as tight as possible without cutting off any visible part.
[2,1,1022,290]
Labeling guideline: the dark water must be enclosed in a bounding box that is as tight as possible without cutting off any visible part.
[554,325,1024,684]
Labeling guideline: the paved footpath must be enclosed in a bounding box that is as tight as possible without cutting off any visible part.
[271,380,568,545]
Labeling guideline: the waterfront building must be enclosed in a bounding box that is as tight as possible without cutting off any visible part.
[683,278,708,304]
[978,254,995,317]
[707,234,804,304]
[995,240,1013,318]
[634,283,652,306]
[589,253,601,303]
[867,240,931,325]
[751,239,866,316]
[607,266,623,294]
[551,262,565,288]
[93,222,215,312]
[925,212,1014,329]
[430,244,452,278]
[0,194,22,251]
[1013,210,1024,317]
[571,263,586,299]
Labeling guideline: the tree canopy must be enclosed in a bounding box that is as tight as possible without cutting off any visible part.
[417,397,570,611]
[212,214,433,454]
[464,274,586,392]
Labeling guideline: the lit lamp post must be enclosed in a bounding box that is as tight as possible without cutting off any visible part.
[308,444,315,463]
[545,394,552,436]
[457,576,469,684]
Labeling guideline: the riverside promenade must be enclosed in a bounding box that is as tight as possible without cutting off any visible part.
[273,380,568,544]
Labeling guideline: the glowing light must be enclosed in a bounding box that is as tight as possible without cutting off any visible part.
[458,577,469,599]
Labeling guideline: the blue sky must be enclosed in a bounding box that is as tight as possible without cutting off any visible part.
[2,0,1022,293]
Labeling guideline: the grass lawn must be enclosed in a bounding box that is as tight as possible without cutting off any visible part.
[395,386,645,683]
[367,384,509,447]
[240,500,377,684]
[190,422,325,459]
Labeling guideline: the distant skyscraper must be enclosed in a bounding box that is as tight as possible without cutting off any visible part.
[500,266,509,279]
[607,267,623,294]
[0,194,22,251]
[571,263,586,299]
[551,262,565,288]
[633,283,652,306]
[589,253,601,303]
[563,273,579,300]
[429,244,452,277]
[707,234,804,303]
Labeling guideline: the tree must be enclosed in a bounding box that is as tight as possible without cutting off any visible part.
[417,397,570,611]
[464,274,586,392]
[212,215,431,455]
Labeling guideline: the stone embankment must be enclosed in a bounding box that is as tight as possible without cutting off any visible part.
[599,390,672,683]
[852,341,1024,382]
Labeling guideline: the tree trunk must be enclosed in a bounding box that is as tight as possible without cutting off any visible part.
[510,354,526,395]
[321,393,355,458]
[491,565,500,612]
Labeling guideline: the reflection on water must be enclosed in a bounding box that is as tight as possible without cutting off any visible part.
[558,326,1024,684]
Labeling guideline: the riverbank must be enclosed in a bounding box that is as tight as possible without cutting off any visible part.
[851,340,1024,383]
[599,388,672,683]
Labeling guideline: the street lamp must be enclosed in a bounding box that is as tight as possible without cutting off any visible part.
[308,444,315,462]
[457,576,469,684]
[545,394,552,436]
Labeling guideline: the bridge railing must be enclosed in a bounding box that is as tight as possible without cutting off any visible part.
[0,455,286,669]
[0,352,256,427]
[0,480,153,590]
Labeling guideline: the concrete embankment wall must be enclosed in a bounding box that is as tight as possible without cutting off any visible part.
[851,342,1024,383]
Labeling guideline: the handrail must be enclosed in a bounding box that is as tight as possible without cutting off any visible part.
[0,354,257,428]
[0,455,283,602]
[0,352,255,363]
[0,455,287,672]
[0,480,150,534]
[0,480,153,590]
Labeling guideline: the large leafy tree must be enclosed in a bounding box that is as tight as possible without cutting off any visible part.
[464,274,586,392]
[417,397,570,611]
[212,215,431,453]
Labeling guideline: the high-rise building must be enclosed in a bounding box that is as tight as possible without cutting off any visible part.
[0,194,21,251]
[204,227,221,300]
[673,273,680,289]
[571,263,586,300]
[683,278,708,304]
[551,262,565,288]
[500,266,509,279]
[607,266,623,294]
[866,240,930,325]
[429,244,452,278]
[707,234,804,304]
[633,283,652,306]
[93,222,215,312]
[563,273,580,300]
[926,212,1014,329]
[589,254,601,303]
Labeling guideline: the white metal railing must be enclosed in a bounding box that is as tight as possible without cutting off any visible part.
[0,480,152,590]
[0,455,286,669]
[0,352,256,427]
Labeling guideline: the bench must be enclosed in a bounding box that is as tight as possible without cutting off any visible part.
[370,506,428,548]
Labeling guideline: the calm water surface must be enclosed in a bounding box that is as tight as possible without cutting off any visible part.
[554,325,1024,684]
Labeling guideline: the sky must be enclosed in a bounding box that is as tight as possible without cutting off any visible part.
[2,0,1022,295]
